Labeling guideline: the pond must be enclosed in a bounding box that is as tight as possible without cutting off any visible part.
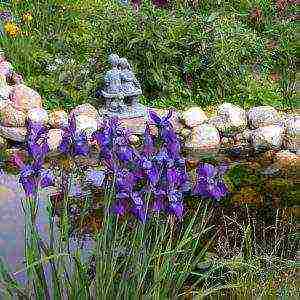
[0,172,94,285]
[0,173,51,280]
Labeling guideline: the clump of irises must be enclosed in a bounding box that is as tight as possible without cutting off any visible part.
[16,121,55,197]
[18,110,228,223]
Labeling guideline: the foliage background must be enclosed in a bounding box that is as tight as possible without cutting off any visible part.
[0,0,296,111]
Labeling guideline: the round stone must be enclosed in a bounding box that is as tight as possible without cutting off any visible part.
[185,124,220,157]
[251,125,284,151]
[216,102,247,132]
[274,150,299,171]
[70,103,99,119]
[247,106,280,129]
[75,115,98,137]
[48,109,68,128]
[27,107,49,125]
[10,83,42,113]
[0,100,27,127]
[47,129,64,154]
[181,107,207,128]
[0,125,27,142]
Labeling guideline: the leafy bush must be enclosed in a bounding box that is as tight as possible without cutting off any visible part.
[0,0,296,110]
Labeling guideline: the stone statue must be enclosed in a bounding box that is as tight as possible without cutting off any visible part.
[100,53,146,118]
[101,53,125,113]
[119,57,142,107]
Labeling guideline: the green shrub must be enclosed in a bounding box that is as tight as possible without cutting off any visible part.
[0,0,296,110]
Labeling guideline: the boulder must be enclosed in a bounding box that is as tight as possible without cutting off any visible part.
[10,83,42,113]
[27,107,49,125]
[216,103,247,133]
[180,107,207,128]
[185,124,220,157]
[251,125,284,151]
[274,150,299,171]
[47,129,63,154]
[0,74,11,101]
[75,114,98,137]
[247,106,280,129]
[48,109,68,128]
[0,125,27,142]
[70,103,99,119]
[0,100,26,127]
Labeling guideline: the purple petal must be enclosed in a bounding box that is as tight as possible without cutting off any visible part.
[148,110,162,125]
[40,169,55,188]
[19,165,36,196]
[86,169,105,187]
[74,133,90,156]
[146,166,159,185]
[131,191,144,206]
[168,201,184,219]
[112,200,127,216]
[131,205,147,223]
[152,199,165,212]
[118,146,133,162]
[196,163,216,177]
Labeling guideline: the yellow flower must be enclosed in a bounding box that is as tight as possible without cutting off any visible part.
[22,12,33,23]
[4,22,20,37]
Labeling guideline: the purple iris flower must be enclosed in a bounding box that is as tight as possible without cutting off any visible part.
[40,169,55,188]
[131,205,147,223]
[19,121,55,197]
[148,110,173,128]
[59,114,90,156]
[112,200,128,217]
[86,169,106,187]
[19,165,36,197]
[142,125,156,157]
[193,163,228,200]
[168,201,184,219]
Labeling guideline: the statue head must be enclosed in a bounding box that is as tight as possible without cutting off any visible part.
[108,54,120,67]
[119,57,131,70]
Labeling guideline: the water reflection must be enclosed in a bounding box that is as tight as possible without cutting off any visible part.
[0,173,50,272]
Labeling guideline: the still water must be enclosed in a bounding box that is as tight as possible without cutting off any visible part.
[0,173,51,273]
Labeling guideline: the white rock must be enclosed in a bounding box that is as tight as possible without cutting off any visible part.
[185,124,220,156]
[251,125,284,151]
[216,103,247,132]
[0,100,26,127]
[48,110,68,128]
[0,74,11,101]
[247,106,280,129]
[27,107,49,125]
[75,115,98,137]
[70,103,99,119]
[47,129,63,154]
[285,115,300,137]
[0,125,27,142]
[181,107,207,128]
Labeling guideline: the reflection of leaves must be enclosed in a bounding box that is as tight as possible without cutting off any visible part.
[227,164,262,190]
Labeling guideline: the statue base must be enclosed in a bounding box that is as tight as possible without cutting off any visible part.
[98,103,149,134]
